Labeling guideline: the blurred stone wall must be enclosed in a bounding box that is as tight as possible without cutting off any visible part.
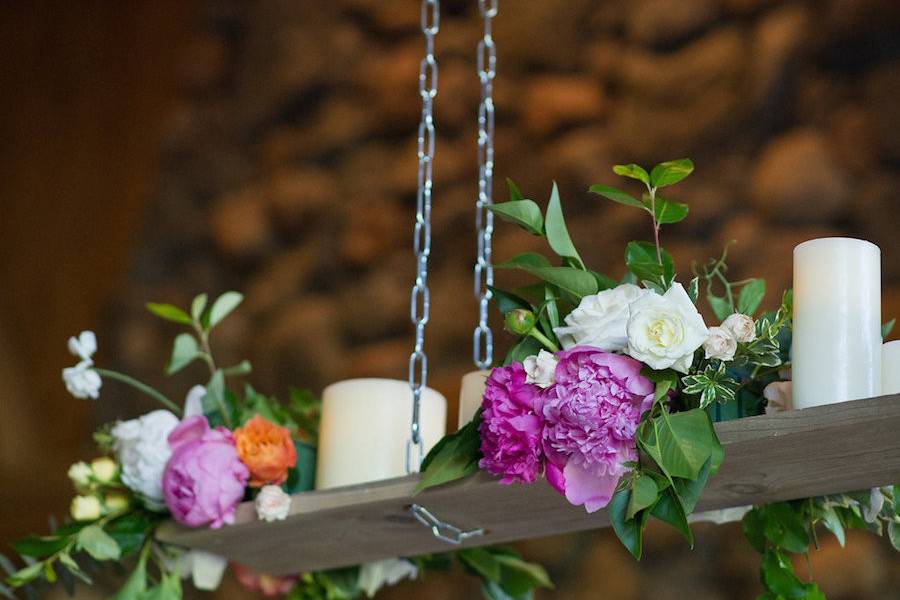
[103,0,900,598]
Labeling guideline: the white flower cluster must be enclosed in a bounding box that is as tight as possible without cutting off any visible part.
[112,410,180,511]
[62,331,102,399]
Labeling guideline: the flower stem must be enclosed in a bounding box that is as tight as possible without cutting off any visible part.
[529,329,559,353]
[94,368,182,415]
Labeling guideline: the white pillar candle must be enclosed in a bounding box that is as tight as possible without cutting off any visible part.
[458,370,491,429]
[792,238,881,409]
[883,341,900,395]
[315,378,447,489]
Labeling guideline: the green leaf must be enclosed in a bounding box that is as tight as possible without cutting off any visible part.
[687,277,700,304]
[0,554,17,578]
[648,409,718,481]
[207,291,243,329]
[627,474,659,520]
[613,163,651,186]
[738,279,766,316]
[507,178,524,202]
[505,336,543,366]
[544,183,583,268]
[145,303,192,325]
[415,417,481,493]
[889,521,900,551]
[650,159,694,188]
[222,360,253,376]
[488,286,532,316]
[498,255,598,299]
[166,333,201,376]
[820,507,845,547]
[458,548,501,582]
[481,580,529,600]
[498,252,551,269]
[883,318,896,339]
[651,486,693,546]
[493,554,553,592]
[591,271,618,291]
[75,525,120,562]
[672,456,712,514]
[190,294,208,322]
[743,508,767,553]
[11,536,69,559]
[652,196,689,225]
[608,488,646,560]
[106,512,160,557]
[625,241,674,287]
[141,570,182,600]
[760,549,808,599]
[5,562,43,587]
[893,484,899,515]
[588,184,646,210]
[488,201,545,236]
[543,286,560,330]
[707,294,733,321]
[57,552,92,585]
[762,503,810,554]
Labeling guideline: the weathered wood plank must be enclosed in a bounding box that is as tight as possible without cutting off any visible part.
[156,394,900,575]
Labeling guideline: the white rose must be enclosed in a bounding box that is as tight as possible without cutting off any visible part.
[68,462,93,488]
[62,360,102,399]
[358,559,418,598]
[625,283,709,373]
[722,313,757,343]
[112,410,180,511]
[763,381,792,414]
[703,327,737,361]
[554,284,652,351]
[71,495,102,521]
[523,350,558,388]
[67,331,97,361]
[255,485,291,522]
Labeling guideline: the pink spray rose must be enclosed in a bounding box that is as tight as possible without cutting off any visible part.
[540,346,654,513]
[478,363,544,484]
[162,415,250,528]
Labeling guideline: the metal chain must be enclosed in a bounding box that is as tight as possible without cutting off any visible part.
[410,504,486,545]
[407,0,439,474]
[473,0,497,369]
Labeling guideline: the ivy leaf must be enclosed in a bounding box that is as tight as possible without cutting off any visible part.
[415,417,481,493]
[883,318,896,339]
[613,163,651,187]
[488,201,544,236]
[820,507,845,547]
[707,294,733,321]
[627,474,659,520]
[145,303,192,325]
[651,486,692,546]
[738,279,766,316]
[206,291,243,329]
[652,196,689,225]
[75,526,121,562]
[544,183,584,268]
[687,277,700,304]
[166,333,201,376]
[588,184,646,210]
[650,159,694,188]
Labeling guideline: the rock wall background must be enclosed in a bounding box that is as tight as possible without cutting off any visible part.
[3,0,900,598]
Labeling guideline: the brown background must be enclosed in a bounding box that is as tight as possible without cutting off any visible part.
[1,0,899,598]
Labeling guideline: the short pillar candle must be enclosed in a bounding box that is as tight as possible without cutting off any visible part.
[883,341,900,395]
[792,238,881,409]
[315,378,447,489]
[458,370,491,429]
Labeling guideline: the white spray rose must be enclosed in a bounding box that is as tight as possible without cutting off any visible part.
[188,552,228,591]
[67,331,97,361]
[255,485,292,522]
[91,457,118,483]
[71,495,102,521]
[554,284,652,351]
[704,327,738,361]
[626,283,709,373]
[358,559,418,598]
[722,313,757,343]
[62,360,102,399]
[112,410,180,511]
[523,350,558,388]
[68,462,93,488]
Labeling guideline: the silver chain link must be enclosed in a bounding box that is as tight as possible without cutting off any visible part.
[407,0,440,474]
[473,0,497,369]
[410,503,486,545]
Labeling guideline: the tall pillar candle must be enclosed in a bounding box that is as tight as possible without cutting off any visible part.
[458,370,491,429]
[792,238,881,409]
[883,341,900,395]
[315,378,447,489]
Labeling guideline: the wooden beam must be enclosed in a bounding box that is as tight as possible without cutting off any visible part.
[156,394,900,575]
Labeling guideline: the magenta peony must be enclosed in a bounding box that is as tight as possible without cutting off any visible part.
[540,346,654,512]
[478,363,544,484]
[162,415,249,528]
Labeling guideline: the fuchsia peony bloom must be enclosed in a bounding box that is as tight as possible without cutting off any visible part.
[162,416,249,528]
[478,363,544,483]
[540,347,654,512]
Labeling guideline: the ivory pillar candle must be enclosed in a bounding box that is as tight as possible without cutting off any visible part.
[792,238,881,409]
[315,378,447,489]
[458,370,491,429]
[883,341,900,395]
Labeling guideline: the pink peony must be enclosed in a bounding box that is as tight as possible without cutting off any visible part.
[478,363,544,483]
[162,416,249,528]
[540,346,654,512]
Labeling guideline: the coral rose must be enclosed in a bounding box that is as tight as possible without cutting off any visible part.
[234,415,297,487]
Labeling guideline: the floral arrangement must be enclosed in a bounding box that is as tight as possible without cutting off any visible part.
[418,159,900,598]
[3,293,549,600]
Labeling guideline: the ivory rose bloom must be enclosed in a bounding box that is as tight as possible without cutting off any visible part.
[554,284,651,351]
[626,283,709,373]
[704,327,737,361]
[523,350,558,388]
[234,415,297,487]
[113,410,180,511]
[255,485,291,522]
[722,313,757,343]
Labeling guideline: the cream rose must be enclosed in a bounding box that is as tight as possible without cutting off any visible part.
[704,326,737,361]
[763,381,792,414]
[722,313,757,343]
[554,284,652,351]
[625,283,709,373]
[255,485,292,522]
[71,495,102,521]
[523,350,558,388]
[68,462,92,489]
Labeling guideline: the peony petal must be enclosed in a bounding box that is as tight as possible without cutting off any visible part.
[562,460,618,513]
[545,461,566,496]
[168,416,210,451]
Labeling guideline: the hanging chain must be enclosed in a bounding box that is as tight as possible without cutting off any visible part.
[407,0,439,474]
[473,0,497,370]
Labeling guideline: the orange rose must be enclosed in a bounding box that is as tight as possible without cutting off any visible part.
[233,415,297,487]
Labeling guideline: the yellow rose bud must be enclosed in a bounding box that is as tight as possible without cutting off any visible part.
[90,457,117,484]
[70,495,102,521]
[104,493,130,513]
